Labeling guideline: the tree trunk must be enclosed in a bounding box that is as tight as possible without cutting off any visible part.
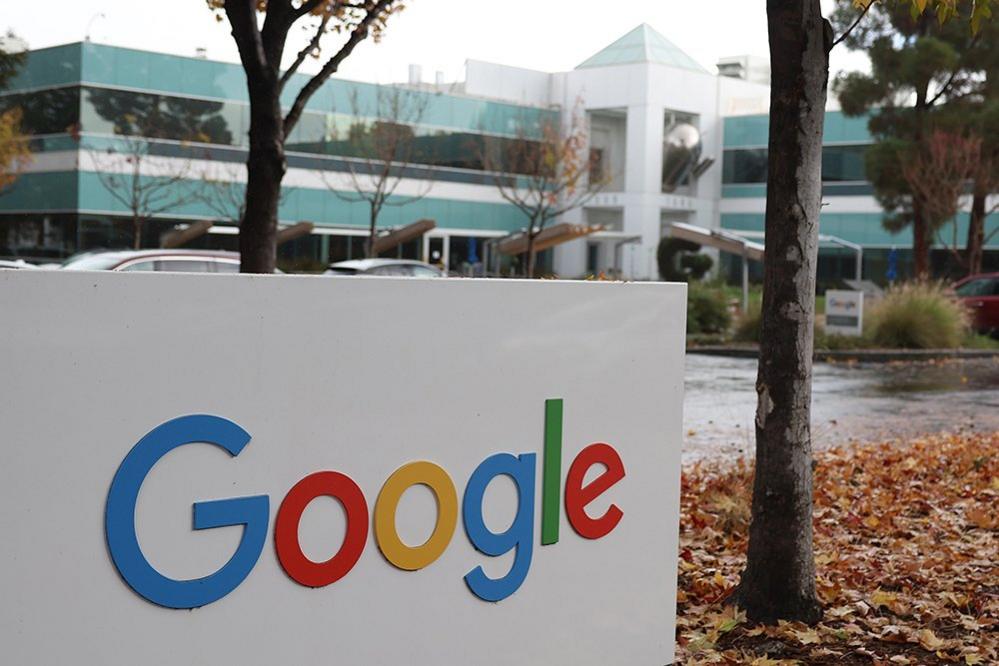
[966,187,986,277]
[733,0,827,625]
[132,215,142,250]
[525,230,538,278]
[366,204,378,258]
[912,199,931,279]
[240,80,285,274]
[911,16,931,280]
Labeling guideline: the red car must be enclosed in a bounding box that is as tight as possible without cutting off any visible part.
[954,272,999,336]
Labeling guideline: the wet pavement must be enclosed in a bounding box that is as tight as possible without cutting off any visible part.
[683,353,999,461]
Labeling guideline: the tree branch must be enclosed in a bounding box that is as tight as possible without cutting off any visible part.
[928,34,980,107]
[284,0,396,136]
[831,1,873,50]
[294,0,327,17]
[224,0,271,84]
[279,10,331,91]
[259,0,298,73]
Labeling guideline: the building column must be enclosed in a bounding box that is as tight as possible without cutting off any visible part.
[622,104,665,280]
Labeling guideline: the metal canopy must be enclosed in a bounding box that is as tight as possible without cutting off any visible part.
[276,222,315,246]
[730,229,864,282]
[372,219,437,255]
[160,220,212,249]
[668,222,765,312]
[497,222,606,256]
[669,222,765,262]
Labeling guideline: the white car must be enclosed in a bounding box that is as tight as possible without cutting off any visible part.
[325,259,446,278]
[0,259,40,270]
[60,249,243,273]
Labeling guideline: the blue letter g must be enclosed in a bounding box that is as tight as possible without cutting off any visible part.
[105,414,269,609]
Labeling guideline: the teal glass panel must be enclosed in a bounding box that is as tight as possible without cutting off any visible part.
[73,44,552,138]
[7,44,82,91]
[724,111,873,148]
[74,170,523,231]
[722,115,769,148]
[721,184,767,198]
[0,172,79,211]
[722,144,870,187]
[824,112,872,144]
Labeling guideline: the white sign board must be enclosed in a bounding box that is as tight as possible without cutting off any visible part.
[825,289,865,336]
[0,271,686,665]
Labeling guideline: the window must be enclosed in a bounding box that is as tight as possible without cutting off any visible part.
[587,242,599,274]
[956,278,999,297]
[723,144,870,184]
[119,260,156,272]
[82,87,236,145]
[369,264,412,276]
[822,145,867,182]
[589,148,605,183]
[212,260,240,274]
[153,259,212,273]
[722,148,768,184]
[0,86,81,136]
[409,265,442,278]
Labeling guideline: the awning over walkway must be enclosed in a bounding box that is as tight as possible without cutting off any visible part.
[497,223,605,256]
[276,222,315,245]
[372,219,437,255]
[669,222,765,262]
[160,220,212,249]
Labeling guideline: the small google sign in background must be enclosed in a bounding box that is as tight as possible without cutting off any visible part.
[1,271,685,665]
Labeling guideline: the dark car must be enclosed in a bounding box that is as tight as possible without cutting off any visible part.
[954,272,999,336]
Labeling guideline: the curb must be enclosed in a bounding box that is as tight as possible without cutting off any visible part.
[687,346,999,363]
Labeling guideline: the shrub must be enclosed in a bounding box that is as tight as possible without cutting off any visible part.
[658,237,713,282]
[733,302,761,343]
[687,284,732,335]
[866,282,968,349]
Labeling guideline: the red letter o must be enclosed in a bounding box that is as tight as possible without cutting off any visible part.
[275,471,369,587]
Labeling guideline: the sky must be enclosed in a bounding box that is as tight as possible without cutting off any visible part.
[4,0,870,85]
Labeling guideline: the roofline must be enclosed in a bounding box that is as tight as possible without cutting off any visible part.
[14,41,558,114]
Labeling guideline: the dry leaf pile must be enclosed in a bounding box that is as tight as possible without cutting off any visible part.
[676,431,998,665]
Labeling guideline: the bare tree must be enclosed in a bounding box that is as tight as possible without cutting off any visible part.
[210,0,403,273]
[322,86,433,257]
[198,160,296,225]
[90,135,199,249]
[198,161,252,227]
[484,104,605,278]
[901,129,997,273]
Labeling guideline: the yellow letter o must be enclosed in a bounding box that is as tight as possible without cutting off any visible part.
[374,461,458,571]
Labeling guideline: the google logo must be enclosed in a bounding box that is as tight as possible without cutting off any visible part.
[105,399,626,609]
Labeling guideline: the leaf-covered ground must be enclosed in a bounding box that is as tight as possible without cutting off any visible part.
[676,430,998,665]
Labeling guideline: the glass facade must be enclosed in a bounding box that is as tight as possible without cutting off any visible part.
[0,84,550,176]
[0,86,80,136]
[0,42,552,261]
[722,144,869,185]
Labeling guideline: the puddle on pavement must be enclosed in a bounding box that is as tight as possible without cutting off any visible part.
[683,354,999,462]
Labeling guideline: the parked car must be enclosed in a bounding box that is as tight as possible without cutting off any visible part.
[61,250,243,273]
[0,259,40,270]
[324,259,446,278]
[954,272,999,336]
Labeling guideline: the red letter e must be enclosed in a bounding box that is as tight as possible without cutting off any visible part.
[565,443,625,539]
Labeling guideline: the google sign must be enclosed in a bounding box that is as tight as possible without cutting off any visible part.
[3,272,683,665]
[106,400,625,609]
